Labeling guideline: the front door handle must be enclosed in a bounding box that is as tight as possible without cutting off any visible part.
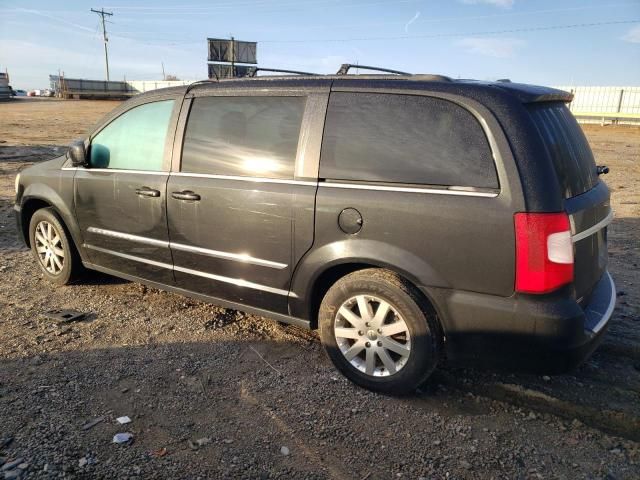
[135,187,160,197]
[171,190,201,201]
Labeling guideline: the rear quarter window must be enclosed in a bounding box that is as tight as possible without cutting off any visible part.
[528,102,598,198]
[319,92,498,189]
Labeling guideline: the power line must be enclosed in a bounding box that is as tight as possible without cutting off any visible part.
[106,2,639,37]
[258,19,640,44]
[105,18,640,46]
[91,7,113,81]
[407,3,640,26]
[104,0,409,12]
[12,8,96,33]
[105,0,638,16]
[9,7,640,50]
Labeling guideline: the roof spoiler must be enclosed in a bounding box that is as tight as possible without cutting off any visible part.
[492,83,574,103]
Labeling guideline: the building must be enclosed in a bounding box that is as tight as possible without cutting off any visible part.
[0,70,11,99]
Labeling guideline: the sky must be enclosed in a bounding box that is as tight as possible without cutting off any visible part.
[0,0,639,89]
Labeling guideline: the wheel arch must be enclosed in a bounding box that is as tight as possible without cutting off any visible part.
[20,192,85,261]
[20,197,53,248]
[290,239,449,329]
[307,262,372,328]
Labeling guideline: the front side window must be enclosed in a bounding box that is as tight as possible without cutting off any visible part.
[90,100,175,171]
[320,92,498,189]
[181,96,306,179]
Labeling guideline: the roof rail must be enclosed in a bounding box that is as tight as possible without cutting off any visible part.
[336,64,411,75]
[185,78,218,94]
[410,73,453,82]
[244,67,318,78]
[185,64,452,93]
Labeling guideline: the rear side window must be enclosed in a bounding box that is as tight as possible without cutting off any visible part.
[528,103,598,198]
[90,100,174,171]
[181,96,306,179]
[320,92,498,189]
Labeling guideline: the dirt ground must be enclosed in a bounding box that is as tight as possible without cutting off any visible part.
[0,98,639,479]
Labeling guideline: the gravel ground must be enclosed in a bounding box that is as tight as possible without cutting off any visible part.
[0,98,639,479]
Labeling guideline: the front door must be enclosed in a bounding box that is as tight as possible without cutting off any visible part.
[166,92,324,313]
[75,98,179,284]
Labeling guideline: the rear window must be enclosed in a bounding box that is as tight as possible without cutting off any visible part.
[320,92,498,189]
[528,103,598,198]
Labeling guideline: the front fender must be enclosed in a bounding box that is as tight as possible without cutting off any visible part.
[288,238,449,320]
[20,180,86,261]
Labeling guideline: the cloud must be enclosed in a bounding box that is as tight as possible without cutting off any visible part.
[404,11,421,33]
[14,8,96,33]
[460,0,515,8]
[457,37,525,57]
[622,25,640,43]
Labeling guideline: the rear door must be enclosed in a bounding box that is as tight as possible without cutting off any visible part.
[75,96,180,284]
[528,103,612,302]
[166,88,328,313]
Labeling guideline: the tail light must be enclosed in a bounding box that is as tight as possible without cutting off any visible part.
[514,212,574,294]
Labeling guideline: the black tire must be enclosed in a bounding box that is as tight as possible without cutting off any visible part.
[319,268,442,395]
[29,207,82,286]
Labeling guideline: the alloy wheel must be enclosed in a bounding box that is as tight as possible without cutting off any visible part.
[34,220,65,275]
[334,295,411,377]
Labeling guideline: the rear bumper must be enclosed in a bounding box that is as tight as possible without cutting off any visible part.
[430,271,616,372]
[582,272,616,335]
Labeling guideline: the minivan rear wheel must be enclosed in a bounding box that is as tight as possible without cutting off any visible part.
[319,269,441,394]
[29,208,81,286]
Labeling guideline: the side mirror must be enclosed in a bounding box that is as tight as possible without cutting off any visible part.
[68,140,87,167]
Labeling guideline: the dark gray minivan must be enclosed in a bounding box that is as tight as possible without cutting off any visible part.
[14,72,615,393]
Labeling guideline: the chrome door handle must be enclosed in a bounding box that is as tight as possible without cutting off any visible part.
[171,190,201,201]
[135,187,160,197]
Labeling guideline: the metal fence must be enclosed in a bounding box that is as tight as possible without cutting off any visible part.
[553,86,640,125]
[49,76,195,98]
[126,80,194,93]
[42,76,640,126]
[50,75,134,98]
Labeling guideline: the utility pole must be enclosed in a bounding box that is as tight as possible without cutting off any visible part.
[230,36,235,78]
[161,62,166,81]
[91,8,113,81]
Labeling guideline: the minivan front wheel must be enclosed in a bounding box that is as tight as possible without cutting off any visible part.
[319,269,441,394]
[29,208,80,285]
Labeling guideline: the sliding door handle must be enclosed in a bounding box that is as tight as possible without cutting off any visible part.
[135,187,160,197]
[171,190,201,201]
